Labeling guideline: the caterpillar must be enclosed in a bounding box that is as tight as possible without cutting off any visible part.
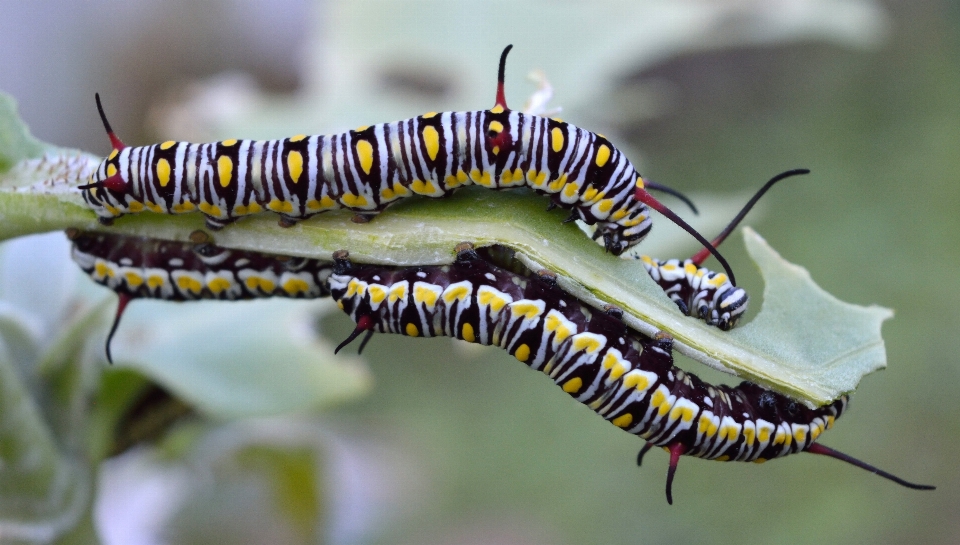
[69,164,803,362]
[330,243,934,503]
[79,45,739,283]
[67,228,333,363]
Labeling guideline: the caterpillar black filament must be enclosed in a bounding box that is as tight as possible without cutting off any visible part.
[80,45,738,282]
[330,243,934,503]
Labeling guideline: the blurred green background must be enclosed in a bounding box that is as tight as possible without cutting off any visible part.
[1,1,957,543]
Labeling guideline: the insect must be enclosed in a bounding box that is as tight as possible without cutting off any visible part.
[330,242,934,503]
[79,45,738,283]
[67,228,333,363]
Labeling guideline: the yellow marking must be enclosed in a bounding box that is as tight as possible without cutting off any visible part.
[544,312,574,343]
[461,322,475,342]
[826,415,835,429]
[388,283,407,302]
[719,423,740,442]
[146,201,164,213]
[108,149,119,160]
[245,276,276,292]
[405,323,420,337]
[601,352,629,381]
[548,173,567,192]
[501,169,512,184]
[562,377,582,393]
[337,300,344,310]
[107,164,117,177]
[156,157,172,187]
[715,455,730,462]
[421,111,438,119]
[283,278,310,295]
[754,458,767,464]
[381,187,395,200]
[612,414,633,428]
[172,201,195,213]
[793,426,808,444]
[341,193,369,207]
[551,127,564,152]
[811,422,822,441]
[198,202,223,216]
[147,275,165,289]
[773,429,786,446]
[597,199,614,213]
[124,272,144,288]
[635,176,645,189]
[306,196,335,211]
[623,371,650,392]
[367,285,387,304]
[621,214,646,228]
[595,144,611,167]
[127,201,144,212]
[563,181,579,198]
[422,125,440,161]
[611,209,627,221]
[758,425,772,443]
[221,138,238,146]
[217,155,233,187]
[488,120,503,134]
[514,344,530,362]
[670,402,697,423]
[177,276,203,294]
[287,150,304,183]
[356,140,374,175]
[510,301,542,319]
[572,334,602,353]
[490,104,504,114]
[457,170,468,184]
[414,284,440,307]
[492,146,500,155]
[582,187,598,202]
[160,141,176,150]
[411,179,439,195]
[289,134,307,142]
[355,125,369,132]
[207,277,233,294]
[478,288,509,312]
[443,284,470,303]
[699,414,719,437]
[105,204,120,215]
[743,425,756,446]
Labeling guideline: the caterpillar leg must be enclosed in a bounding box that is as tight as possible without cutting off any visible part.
[635,442,654,466]
[204,216,237,231]
[805,443,935,490]
[278,215,299,228]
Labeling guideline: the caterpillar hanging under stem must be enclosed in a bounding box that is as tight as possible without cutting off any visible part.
[79,45,740,284]
[330,242,935,504]
[69,164,804,362]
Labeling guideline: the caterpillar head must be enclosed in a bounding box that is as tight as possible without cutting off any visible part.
[79,94,131,223]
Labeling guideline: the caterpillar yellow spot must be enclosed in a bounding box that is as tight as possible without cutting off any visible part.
[562,377,582,393]
[563,181,579,198]
[582,187,599,202]
[551,127,564,152]
[793,425,808,444]
[207,277,233,294]
[159,140,176,151]
[421,111,438,119]
[146,202,164,213]
[283,278,310,295]
[198,202,223,217]
[490,104,504,114]
[488,120,503,134]
[461,322,475,342]
[341,193,368,207]
[354,125,369,132]
[107,164,117,177]
[413,284,440,307]
[597,199,614,213]
[127,201,144,212]
[510,301,542,319]
[108,149,119,160]
[422,125,440,161]
[411,179,438,195]
[635,176,645,189]
[715,455,730,462]
[221,138,238,146]
[217,155,233,187]
[124,272,144,288]
[457,170,468,184]
[388,282,407,302]
[289,134,307,143]
[147,275,165,289]
[405,323,420,337]
[548,173,567,192]
[754,458,767,464]
[443,284,470,303]
[245,276,276,292]
[572,333,603,353]
[177,276,203,294]
[743,425,756,446]
[172,201,195,213]
[105,204,120,215]
[514,344,530,362]
[287,150,304,183]
[267,199,294,213]
[612,414,633,428]
[356,140,374,175]
[595,144,611,167]
[367,285,387,304]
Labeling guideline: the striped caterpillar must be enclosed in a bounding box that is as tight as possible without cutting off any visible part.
[70,165,802,361]
[67,228,333,362]
[79,45,738,283]
[330,243,934,503]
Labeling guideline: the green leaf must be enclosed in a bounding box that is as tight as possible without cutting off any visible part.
[0,94,45,172]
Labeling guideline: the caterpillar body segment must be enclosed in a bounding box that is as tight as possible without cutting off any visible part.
[330,245,934,503]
